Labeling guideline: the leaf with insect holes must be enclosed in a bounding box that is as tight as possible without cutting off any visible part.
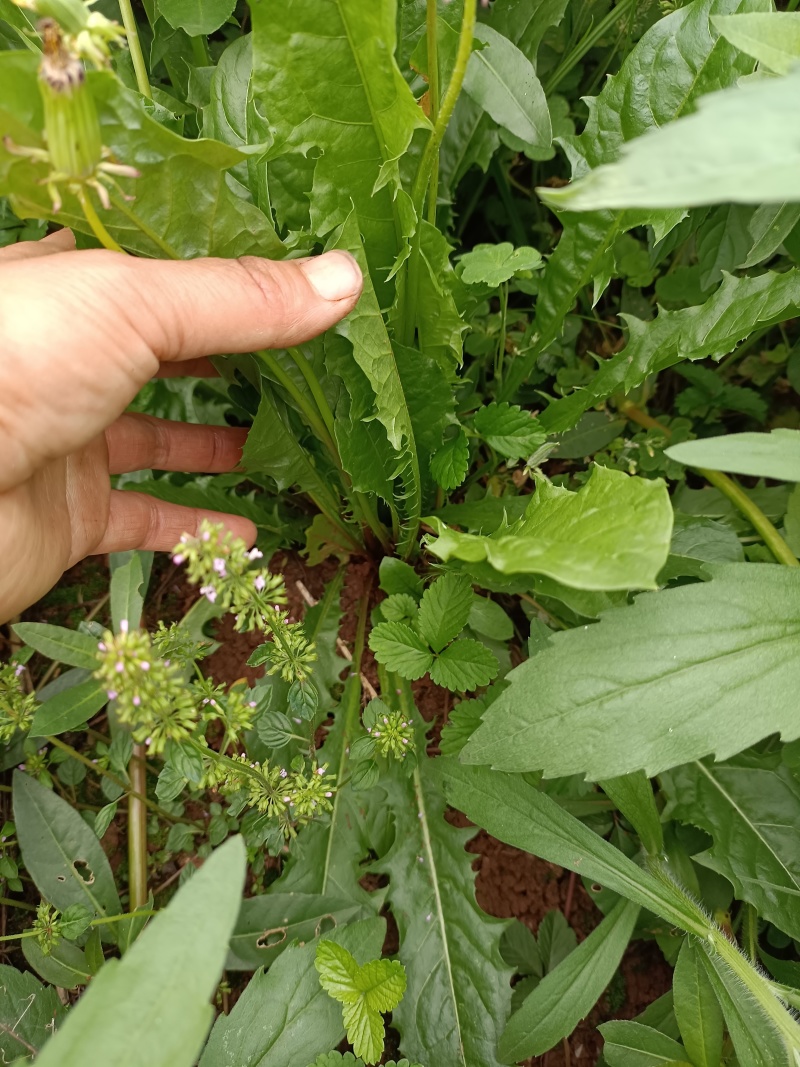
[431,428,470,491]
[315,941,407,1065]
[460,243,543,287]
[369,623,433,681]
[417,573,474,653]
[429,639,499,692]
[472,403,546,461]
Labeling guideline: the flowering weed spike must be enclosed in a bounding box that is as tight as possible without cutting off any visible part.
[0,663,37,743]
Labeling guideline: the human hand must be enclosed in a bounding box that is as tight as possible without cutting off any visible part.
[0,230,363,622]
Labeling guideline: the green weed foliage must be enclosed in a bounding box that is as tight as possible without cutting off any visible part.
[0,0,799,1063]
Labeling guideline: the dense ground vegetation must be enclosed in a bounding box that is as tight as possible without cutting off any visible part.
[1,0,800,1064]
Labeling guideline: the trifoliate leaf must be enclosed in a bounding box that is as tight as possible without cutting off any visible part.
[460,243,543,287]
[472,403,546,461]
[430,639,499,692]
[369,624,433,680]
[380,594,419,625]
[315,941,407,1065]
[60,904,93,942]
[431,428,470,490]
[417,573,474,653]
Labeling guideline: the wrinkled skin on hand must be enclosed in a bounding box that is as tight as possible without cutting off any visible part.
[0,230,362,621]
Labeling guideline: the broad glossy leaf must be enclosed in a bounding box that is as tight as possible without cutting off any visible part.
[250,0,430,299]
[462,564,800,779]
[662,754,800,939]
[540,268,800,433]
[673,940,723,1067]
[599,1021,692,1067]
[12,623,98,671]
[666,430,800,482]
[713,12,800,74]
[369,623,433,680]
[29,679,107,738]
[543,67,800,211]
[417,573,473,652]
[14,772,120,919]
[375,743,512,1067]
[463,24,550,151]
[0,56,282,259]
[159,0,235,36]
[426,466,672,591]
[503,0,767,401]
[428,639,499,692]
[200,919,386,1067]
[0,965,67,1062]
[36,837,246,1067]
[500,899,639,1061]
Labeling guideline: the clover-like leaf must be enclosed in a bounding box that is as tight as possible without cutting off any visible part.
[431,428,470,490]
[429,639,499,692]
[315,941,407,1065]
[368,623,433,680]
[460,243,543,287]
[417,573,474,653]
[472,403,546,461]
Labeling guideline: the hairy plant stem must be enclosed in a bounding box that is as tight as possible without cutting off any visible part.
[117,0,152,100]
[77,188,124,253]
[425,0,440,226]
[401,0,477,347]
[127,743,148,909]
[321,586,370,894]
[45,735,193,825]
[619,400,800,567]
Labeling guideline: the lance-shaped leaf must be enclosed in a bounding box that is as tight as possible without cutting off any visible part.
[501,0,767,402]
[0,54,282,259]
[599,1021,692,1067]
[500,899,639,1061]
[426,466,672,591]
[374,736,513,1066]
[662,754,800,940]
[540,268,800,433]
[666,430,800,482]
[463,24,551,151]
[673,940,724,1067]
[37,838,246,1067]
[250,0,430,300]
[462,564,800,779]
[541,66,800,212]
[713,11,800,73]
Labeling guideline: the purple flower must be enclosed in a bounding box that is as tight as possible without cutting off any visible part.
[172,553,185,566]
[200,585,217,603]
[107,690,118,701]
[140,661,150,672]
[119,619,129,634]
[13,663,24,677]
[254,574,266,591]
[202,530,211,542]
[247,548,263,561]
[132,696,141,707]
[115,661,124,674]
[213,557,227,576]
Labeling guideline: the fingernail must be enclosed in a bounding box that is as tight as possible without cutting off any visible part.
[301,251,362,301]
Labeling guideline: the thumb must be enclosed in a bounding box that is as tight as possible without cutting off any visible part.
[124,250,364,363]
